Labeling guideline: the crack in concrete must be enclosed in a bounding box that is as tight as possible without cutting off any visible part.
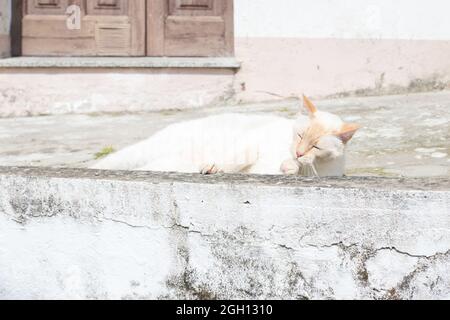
[171,223,213,237]
[99,217,162,230]
[375,246,450,259]
[8,210,450,262]
[101,217,213,237]
[278,240,450,261]
[276,243,295,251]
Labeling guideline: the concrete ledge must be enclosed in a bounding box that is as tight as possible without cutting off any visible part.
[0,57,241,69]
[0,167,449,299]
[1,167,448,190]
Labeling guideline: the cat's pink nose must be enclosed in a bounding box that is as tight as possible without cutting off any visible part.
[296,151,305,158]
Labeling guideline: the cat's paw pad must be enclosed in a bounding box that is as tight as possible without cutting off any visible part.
[281,159,300,175]
[201,164,222,175]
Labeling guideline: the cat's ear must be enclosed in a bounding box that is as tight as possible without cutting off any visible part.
[302,95,318,115]
[335,123,361,144]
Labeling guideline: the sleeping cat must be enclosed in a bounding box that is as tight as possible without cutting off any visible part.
[92,96,360,177]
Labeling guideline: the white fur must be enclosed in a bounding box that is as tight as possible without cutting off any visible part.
[92,112,350,176]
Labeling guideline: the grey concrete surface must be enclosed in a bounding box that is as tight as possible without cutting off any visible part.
[1,166,449,191]
[0,91,449,177]
[0,57,241,69]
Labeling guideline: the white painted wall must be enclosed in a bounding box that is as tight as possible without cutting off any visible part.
[0,169,449,299]
[235,0,450,40]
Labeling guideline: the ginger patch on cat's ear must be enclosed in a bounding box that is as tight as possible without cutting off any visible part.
[302,95,318,115]
[335,123,361,144]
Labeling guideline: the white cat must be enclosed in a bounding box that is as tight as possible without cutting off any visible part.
[92,96,360,177]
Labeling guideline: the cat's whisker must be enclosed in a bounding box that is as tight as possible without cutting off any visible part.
[301,165,307,176]
[300,164,308,176]
[311,163,319,178]
[299,162,319,178]
[300,163,315,177]
[307,165,313,177]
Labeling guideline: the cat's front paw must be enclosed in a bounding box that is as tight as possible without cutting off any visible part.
[201,164,222,175]
[281,159,300,175]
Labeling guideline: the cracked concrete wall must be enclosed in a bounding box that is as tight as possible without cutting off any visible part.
[0,167,449,300]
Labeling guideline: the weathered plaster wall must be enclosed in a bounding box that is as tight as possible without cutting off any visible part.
[234,38,450,101]
[0,167,449,300]
[233,0,450,101]
[0,68,235,116]
[0,0,11,58]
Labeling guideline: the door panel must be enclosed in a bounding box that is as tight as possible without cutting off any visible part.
[22,0,145,56]
[148,0,234,57]
[86,0,128,16]
[169,0,215,15]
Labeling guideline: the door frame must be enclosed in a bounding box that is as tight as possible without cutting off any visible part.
[9,0,22,57]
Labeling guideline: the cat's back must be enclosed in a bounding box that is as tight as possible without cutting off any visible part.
[93,113,293,171]
[158,113,292,139]
[176,113,290,129]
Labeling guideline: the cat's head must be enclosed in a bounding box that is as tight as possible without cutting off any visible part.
[292,95,360,159]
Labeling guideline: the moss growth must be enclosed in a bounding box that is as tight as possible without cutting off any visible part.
[158,109,183,116]
[94,146,115,159]
[276,107,298,117]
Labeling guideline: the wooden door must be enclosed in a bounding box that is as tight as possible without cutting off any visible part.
[148,0,234,57]
[22,0,145,56]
